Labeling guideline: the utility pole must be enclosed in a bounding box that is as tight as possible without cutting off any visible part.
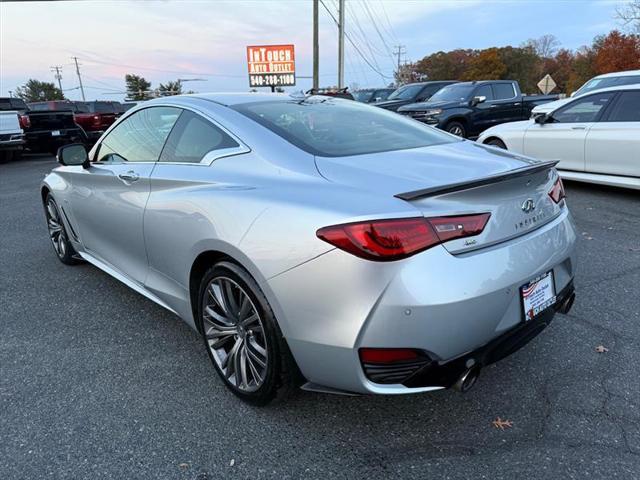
[50,66,63,93]
[71,56,86,101]
[393,45,407,85]
[337,0,345,88]
[312,0,319,90]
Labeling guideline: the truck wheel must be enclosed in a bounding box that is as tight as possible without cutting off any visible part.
[486,139,507,149]
[445,121,466,138]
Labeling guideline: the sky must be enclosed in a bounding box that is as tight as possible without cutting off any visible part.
[0,0,628,101]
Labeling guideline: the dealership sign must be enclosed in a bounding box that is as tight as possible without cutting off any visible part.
[246,44,296,88]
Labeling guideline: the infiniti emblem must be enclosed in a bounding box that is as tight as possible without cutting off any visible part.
[521,198,536,213]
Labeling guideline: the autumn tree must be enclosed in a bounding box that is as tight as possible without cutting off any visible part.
[462,48,507,81]
[15,79,64,102]
[592,30,640,74]
[524,34,560,58]
[499,45,541,93]
[617,0,640,33]
[415,49,473,81]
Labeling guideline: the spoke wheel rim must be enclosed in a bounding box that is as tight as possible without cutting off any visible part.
[449,125,463,136]
[202,276,268,393]
[46,200,66,258]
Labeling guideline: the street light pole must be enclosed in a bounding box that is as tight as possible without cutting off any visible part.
[337,0,345,88]
[313,0,319,90]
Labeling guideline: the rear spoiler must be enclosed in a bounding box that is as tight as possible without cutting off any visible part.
[394,160,559,201]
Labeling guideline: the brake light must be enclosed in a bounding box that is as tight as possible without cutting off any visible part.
[18,114,30,129]
[316,213,490,261]
[548,177,565,204]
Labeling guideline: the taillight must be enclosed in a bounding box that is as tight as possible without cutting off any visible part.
[316,213,490,261]
[18,114,30,129]
[548,177,565,204]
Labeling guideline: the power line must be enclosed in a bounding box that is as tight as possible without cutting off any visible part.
[393,45,407,83]
[319,0,391,81]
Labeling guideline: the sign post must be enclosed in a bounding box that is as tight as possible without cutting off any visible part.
[537,74,557,95]
[246,44,296,92]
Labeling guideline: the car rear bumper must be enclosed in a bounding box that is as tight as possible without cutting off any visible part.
[268,208,577,394]
[0,133,25,151]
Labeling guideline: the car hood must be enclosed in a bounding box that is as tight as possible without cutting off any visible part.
[531,97,572,114]
[315,140,535,198]
[373,99,411,109]
[398,100,460,112]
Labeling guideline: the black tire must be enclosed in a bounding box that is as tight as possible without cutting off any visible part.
[445,121,466,138]
[44,194,81,265]
[486,138,507,149]
[197,261,298,405]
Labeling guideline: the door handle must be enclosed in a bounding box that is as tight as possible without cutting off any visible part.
[513,102,521,106]
[118,171,140,182]
[571,126,587,130]
[489,104,498,108]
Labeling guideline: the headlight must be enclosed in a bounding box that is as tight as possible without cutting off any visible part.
[425,109,442,116]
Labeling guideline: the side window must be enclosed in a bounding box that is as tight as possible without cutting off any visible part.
[552,93,614,123]
[417,85,440,101]
[96,107,181,163]
[492,83,516,100]
[605,91,640,122]
[160,110,239,163]
[474,85,494,101]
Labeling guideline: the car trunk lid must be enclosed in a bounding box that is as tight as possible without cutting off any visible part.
[315,141,563,254]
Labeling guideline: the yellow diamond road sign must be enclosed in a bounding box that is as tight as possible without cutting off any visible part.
[538,74,557,95]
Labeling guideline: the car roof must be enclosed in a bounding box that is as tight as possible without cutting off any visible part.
[593,69,640,79]
[185,92,291,106]
[576,83,640,96]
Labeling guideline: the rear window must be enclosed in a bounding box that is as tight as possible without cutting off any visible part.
[0,98,27,111]
[88,102,116,113]
[232,97,457,157]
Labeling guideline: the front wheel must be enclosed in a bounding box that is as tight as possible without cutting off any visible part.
[445,121,466,138]
[198,261,297,405]
[44,194,81,265]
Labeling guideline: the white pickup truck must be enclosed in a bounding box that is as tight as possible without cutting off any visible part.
[0,98,26,161]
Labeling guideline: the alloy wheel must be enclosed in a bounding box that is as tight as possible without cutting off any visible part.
[46,199,67,258]
[202,276,268,392]
[448,125,464,137]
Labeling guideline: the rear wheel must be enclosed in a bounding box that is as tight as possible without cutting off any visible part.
[198,261,297,405]
[44,194,80,265]
[445,121,466,138]
[486,138,507,149]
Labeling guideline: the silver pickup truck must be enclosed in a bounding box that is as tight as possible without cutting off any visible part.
[0,98,25,162]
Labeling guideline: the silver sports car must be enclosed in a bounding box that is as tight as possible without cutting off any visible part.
[43,93,577,405]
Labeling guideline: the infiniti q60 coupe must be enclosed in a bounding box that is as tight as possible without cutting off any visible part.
[43,93,577,404]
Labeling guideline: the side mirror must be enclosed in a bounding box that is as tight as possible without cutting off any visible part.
[534,113,551,124]
[373,96,382,102]
[57,143,88,167]
[471,95,486,107]
[570,91,576,97]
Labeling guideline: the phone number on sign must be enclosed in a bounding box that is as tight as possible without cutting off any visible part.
[249,74,296,87]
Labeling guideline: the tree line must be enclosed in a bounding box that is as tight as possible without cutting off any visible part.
[11,75,189,103]
[396,30,640,94]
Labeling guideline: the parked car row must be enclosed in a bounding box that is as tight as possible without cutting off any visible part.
[478,84,640,190]
[352,69,639,189]
[0,98,140,160]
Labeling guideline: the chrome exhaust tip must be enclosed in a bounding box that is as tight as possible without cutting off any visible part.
[557,292,576,314]
[453,366,481,393]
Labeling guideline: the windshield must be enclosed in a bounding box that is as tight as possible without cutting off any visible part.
[353,91,374,102]
[88,102,116,113]
[387,84,423,100]
[232,97,457,157]
[575,75,640,96]
[429,84,475,102]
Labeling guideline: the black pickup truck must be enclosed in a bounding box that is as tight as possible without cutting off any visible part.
[373,81,458,112]
[0,97,87,154]
[397,80,559,138]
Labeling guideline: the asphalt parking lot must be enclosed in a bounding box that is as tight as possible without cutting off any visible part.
[1,155,639,479]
